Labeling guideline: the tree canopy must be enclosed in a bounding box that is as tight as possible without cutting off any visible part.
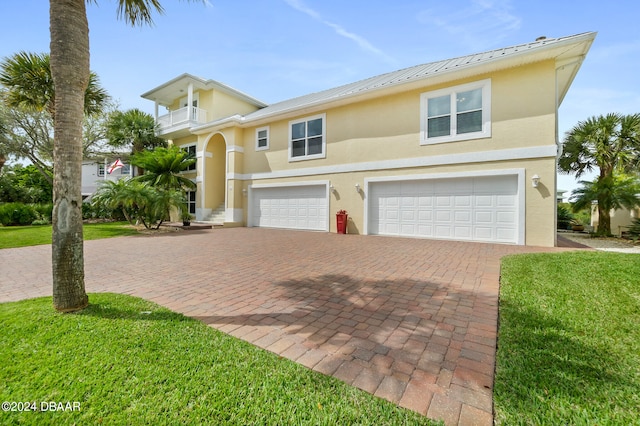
[559,113,640,235]
[0,51,109,119]
[131,145,196,191]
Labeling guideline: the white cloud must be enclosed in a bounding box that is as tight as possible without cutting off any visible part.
[282,0,396,64]
[417,0,521,51]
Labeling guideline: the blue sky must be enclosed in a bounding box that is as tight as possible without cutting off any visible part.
[1,0,639,193]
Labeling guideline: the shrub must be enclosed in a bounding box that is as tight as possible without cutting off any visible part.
[557,204,574,230]
[34,203,53,222]
[0,203,39,226]
[628,218,640,241]
[82,201,125,221]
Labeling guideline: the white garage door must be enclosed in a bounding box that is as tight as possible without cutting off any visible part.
[369,175,519,243]
[250,185,328,231]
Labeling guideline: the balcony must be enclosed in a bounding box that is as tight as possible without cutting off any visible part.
[156,106,207,136]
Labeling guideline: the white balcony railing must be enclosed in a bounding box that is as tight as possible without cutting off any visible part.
[157,106,207,131]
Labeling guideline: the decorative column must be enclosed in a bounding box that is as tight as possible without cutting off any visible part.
[187,83,194,121]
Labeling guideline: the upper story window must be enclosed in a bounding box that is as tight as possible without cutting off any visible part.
[181,144,197,172]
[97,164,105,177]
[256,126,269,151]
[420,79,491,145]
[289,113,326,161]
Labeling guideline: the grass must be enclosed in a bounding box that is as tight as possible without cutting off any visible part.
[0,222,140,249]
[495,251,640,425]
[0,293,437,425]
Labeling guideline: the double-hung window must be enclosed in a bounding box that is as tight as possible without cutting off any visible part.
[256,126,269,151]
[421,79,491,144]
[289,114,326,161]
[181,144,197,171]
[186,190,196,215]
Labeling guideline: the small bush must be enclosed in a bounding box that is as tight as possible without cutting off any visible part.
[34,203,53,222]
[31,219,50,226]
[82,201,124,221]
[628,218,640,241]
[557,205,574,230]
[0,203,39,226]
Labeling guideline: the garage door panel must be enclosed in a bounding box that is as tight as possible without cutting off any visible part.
[436,196,452,207]
[251,185,328,231]
[436,210,452,221]
[497,195,516,207]
[369,175,519,244]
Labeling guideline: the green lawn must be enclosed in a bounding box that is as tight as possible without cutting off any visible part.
[0,293,437,425]
[495,251,640,425]
[0,222,139,249]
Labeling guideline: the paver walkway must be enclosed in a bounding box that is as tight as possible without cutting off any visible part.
[0,228,571,425]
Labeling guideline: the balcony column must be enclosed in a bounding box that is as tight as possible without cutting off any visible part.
[187,83,194,121]
[154,101,159,122]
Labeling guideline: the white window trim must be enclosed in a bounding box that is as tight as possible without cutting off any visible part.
[180,142,197,173]
[255,126,270,151]
[420,79,491,145]
[288,113,327,162]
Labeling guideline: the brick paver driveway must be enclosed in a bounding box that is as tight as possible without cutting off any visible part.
[0,228,562,425]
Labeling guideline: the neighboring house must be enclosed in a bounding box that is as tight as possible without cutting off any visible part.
[81,157,132,199]
[141,32,595,247]
[557,189,568,203]
[591,205,640,237]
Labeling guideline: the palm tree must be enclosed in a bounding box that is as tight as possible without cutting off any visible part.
[559,113,640,236]
[48,0,202,312]
[0,51,109,120]
[106,108,166,175]
[131,145,197,191]
[570,175,640,234]
[92,178,186,230]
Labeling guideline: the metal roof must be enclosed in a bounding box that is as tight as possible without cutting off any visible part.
[237,32,596,124]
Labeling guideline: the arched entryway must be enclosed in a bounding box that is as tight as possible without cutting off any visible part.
[200,132,226,222]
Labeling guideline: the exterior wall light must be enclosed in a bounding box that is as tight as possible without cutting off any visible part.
[242,188,247,196]
[531,174,540,188]
[329,185,336,194]
[355,183,361,193]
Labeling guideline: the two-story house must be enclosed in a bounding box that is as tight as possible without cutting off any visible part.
[141,32,595,247]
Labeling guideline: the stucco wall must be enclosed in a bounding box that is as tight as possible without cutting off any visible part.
[193,59,560,246]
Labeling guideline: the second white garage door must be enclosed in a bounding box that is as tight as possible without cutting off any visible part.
[368,175,520,244]
[250,184,329,231]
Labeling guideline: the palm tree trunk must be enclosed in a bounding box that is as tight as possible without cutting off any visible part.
[597,205,612,236]
[0,153,5,171]
[49,0,89,312]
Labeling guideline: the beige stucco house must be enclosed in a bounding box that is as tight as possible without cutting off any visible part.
[141,32,595,247]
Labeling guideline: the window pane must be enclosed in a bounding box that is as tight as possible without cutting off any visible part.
[258,130,267,139]
[428,116,451,138]
[308,137,323,155]
[189,192,196,202]
[457,111,482,134]
[292,139,306,157]
[292,122,306,140]
[457,88,482,112]
[258,138,267,147]
[307,118,323,137]
[428,95,450,117]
